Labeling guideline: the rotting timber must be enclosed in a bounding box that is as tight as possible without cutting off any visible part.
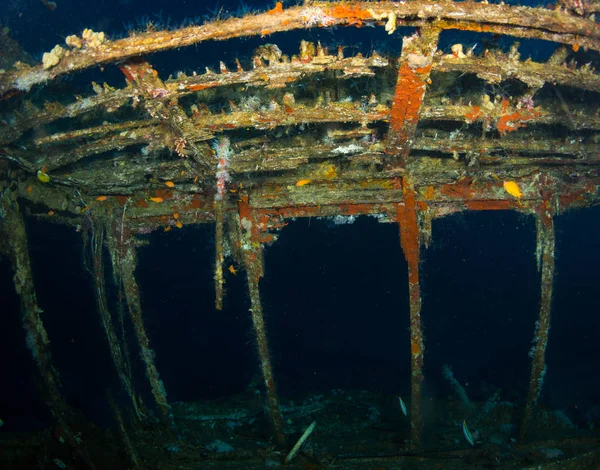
[1,0,600,467]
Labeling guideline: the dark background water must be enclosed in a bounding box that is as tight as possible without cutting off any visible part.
[1,0,599,432]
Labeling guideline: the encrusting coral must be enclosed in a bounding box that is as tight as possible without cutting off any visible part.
[42,44,65,69]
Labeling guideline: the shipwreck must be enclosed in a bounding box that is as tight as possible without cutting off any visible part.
[0,0,599,468]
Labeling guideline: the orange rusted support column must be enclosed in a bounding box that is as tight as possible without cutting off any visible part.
[386,24,440,171]
[520,202,555,442]
[396,180,424,449]
[238,196,286,449]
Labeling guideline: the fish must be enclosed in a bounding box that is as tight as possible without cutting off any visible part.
[164,226,171,232]
[47,210,55,216]
[96,195,108,201]
[175,220,183,229]
[296,179,311,187]
[37,170,50,183]
[503,181,522,202]
[398,396,407,416]
[462,420,475,446]
[425,185,435,200]
[41,0,57,12]
[228,265,237,275]
[149,197,163,203]
[164,181,175,187]
[173,213,179,219]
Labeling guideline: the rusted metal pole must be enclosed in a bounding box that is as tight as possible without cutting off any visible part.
[386,24,440,171]
[396,180,424,449]
[108,392,142,469]
[238,196,286,449]
[2,1,597,97]
[520,203,555,442]
[0,188,96,468]
[118,59,212,171]
[120,239,173,426]
[89,217,143,421]
[214,200,225,310]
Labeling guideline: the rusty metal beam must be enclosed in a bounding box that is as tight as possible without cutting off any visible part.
[119,59,213,172]
[396,179,424,449]
[120,237,173,426]
[214,200,225,310]
[0,187,97,468]
[238,196,286,449]
[520,201,555,442]
[1,1,597,97]
[87,215,143,421]
[386,25,440,171]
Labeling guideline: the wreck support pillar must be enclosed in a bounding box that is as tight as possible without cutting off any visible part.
[520,205,555,442]
[0,188,96,468]
[386,25,440,172]
[90,219,143,422]
[238,198,286,449]
[120,241,173,426]
[396,183,424,449]
[214,200,225,310]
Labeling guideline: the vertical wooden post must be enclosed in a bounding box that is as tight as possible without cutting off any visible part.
[396,181,424,449]
[520,204,555,442]
[238,196,286,449]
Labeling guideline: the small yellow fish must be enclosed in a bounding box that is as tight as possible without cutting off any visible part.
[173,213,179,219]
[503,181,522,202]
[324,165,337,179]
[228,265,237,275]
[96,195,108,201]
[164,181,175,188]
[164,225,171,232]
[37,170,50,183]
[47,210,55,216]
[175,220,183,229]
[296,179,311,187]
[149,197,163,203]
